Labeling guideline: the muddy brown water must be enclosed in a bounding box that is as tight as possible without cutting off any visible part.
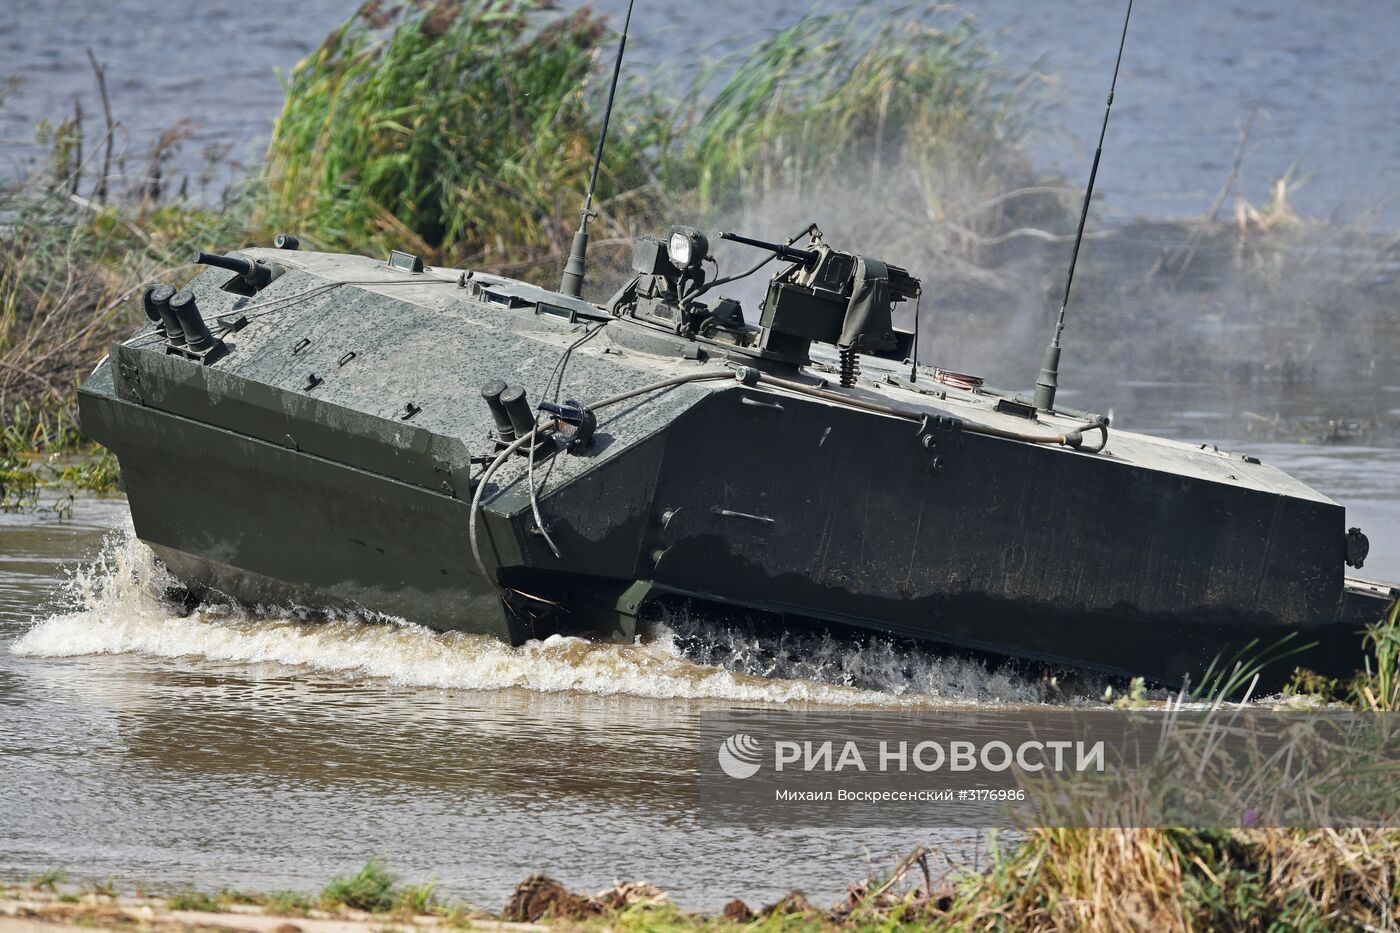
[1,380,1397,909]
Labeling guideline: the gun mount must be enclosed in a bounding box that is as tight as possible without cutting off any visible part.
[609,224,919,384]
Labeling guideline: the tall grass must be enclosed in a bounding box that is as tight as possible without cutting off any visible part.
[940,827,1400,931]
[258,0,1037,284]
[259,0,663,277]
[1353,597,1400,711]
[662,12,1031,220]
[1284,596,1400,710]
[0,133,247,431]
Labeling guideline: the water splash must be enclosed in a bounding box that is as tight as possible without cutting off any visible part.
[659,606,1059,703]
[12,526,1070,707]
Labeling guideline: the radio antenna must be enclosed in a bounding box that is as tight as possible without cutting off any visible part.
[559,0,636,298]
[1034,0,1133,412]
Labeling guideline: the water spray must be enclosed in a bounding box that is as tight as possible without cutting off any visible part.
[1034,0,1134,412]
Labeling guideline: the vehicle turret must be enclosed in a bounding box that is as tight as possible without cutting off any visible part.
[609,223,918,385]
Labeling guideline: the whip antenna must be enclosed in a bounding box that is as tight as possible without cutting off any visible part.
[560,0,636,298]
[1034,0,1133,412]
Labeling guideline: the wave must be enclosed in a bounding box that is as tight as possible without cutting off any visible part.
[11,524,1070,707]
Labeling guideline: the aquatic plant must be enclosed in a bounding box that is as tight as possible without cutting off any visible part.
[53,449,121,493]
[259,0,660,279]
[662,11,1035,228]
[165,890,222,912]
[0,401,84,454]
[0,452,40,510]
[319,857,401,913]
[1284,597,1400,711]
[29,868,66,893]
[258,0,1035,284]
[1351,597,1400,711]
[0,400,122,503]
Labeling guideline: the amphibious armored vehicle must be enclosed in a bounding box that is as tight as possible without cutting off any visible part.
[77,219,1396,688]
[76,0,1398,688]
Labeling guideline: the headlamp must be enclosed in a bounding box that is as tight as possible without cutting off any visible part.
[667,226,709,271]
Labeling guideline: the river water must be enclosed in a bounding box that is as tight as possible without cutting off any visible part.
[2,0,1399,913]
[0,500,1022,908]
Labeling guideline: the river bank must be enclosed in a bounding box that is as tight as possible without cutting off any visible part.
[6,835,1399,932]
[0,886,522,933]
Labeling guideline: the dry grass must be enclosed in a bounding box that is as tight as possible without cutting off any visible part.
[0,120,247,424]
[0,72,250,504]
[934,827,1399,931]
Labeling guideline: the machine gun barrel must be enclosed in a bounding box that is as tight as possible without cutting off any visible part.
[717,231,819,266]
[192,251,273,287]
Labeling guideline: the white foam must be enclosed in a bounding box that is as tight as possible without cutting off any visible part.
[12,526,1057,707]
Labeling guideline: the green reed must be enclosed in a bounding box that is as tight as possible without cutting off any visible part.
[1352,597,1400,711]
[662,12,1023,213]
[0,155,246,431]
[0,93,248,502]
[257,0,1028,279]
[259,0,662,277]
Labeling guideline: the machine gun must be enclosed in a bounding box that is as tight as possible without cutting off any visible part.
[715,231,820,266]
[610,224,919,384]
[717,230,919,383]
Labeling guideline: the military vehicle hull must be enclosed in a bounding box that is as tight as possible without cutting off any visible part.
[78,247,1396,688]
